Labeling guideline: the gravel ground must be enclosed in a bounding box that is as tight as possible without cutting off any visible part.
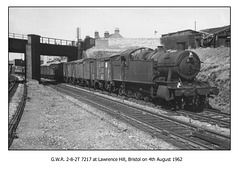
[10,80,177,150]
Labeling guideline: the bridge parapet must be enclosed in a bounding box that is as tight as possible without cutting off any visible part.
[40,36,77,47]
[9,33,77,47]
[9,33,28,40]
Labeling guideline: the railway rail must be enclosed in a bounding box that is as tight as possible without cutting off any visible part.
[61,79,230,130]
[52,83,230,150]
[97,86,230,129]
[8,83,27,148]
[9,75,17,92]
[9,75,19,103]
[176,109,230,129]
[118,95,230,129]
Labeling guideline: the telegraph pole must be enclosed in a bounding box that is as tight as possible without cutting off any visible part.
[194,21,197,31]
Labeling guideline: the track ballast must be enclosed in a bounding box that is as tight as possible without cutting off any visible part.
[52,83,230,150]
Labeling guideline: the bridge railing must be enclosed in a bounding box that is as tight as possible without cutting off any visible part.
[9,33,28,40]
[40,37,77,47]
[9,33,78,47]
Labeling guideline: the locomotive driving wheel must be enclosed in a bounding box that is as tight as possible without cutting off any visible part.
[134,92,142,100]
[118,88,125,96]
[143,96,150,102]
[118,83,126,96]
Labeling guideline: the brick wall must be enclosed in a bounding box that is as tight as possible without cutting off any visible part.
[95,38,161,49]
[160,35,200,50]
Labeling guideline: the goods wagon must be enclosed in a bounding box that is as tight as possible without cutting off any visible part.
[95,57,112,90]
[63,61,75,83]
[73,59,84,84]
[41,63,51,79]
[83,58,96,87]
[50,62,63,82]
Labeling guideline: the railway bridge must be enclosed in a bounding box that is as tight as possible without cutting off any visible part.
[9,33,95,82]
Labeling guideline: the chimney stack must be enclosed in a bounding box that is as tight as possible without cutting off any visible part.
[94,31,100,39]
[104,31,109,38]
[115,28,120,34]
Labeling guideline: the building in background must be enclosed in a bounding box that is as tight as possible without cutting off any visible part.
[200,25,230,48]
[161,29,203,50]
[160,25,230,50]
[40,56,68,65]
[95,28,123,39]
[8,59,25,74]
[94,28,124,48]
[105,28,123,38]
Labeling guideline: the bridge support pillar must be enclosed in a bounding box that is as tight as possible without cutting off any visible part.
[26,34,41,82]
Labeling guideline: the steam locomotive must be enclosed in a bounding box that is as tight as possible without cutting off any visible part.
[41,44,219,110]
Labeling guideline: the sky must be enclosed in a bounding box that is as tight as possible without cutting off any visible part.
[8,7,230,60]
[9,7,230,40]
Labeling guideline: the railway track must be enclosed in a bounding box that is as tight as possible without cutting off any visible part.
[8,83,27,148]
[66,83,231,130]
[81,84,230,129]
[52,83,230,150]
[123,97,231,129]
[102,88,231,129]
[9,75,17,92]
[9,79,16,92]
[9,75,19,102]
[176,109,230,129]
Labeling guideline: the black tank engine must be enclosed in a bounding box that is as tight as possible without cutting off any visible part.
[142,45,218,109]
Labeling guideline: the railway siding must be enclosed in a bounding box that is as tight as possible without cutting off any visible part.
[8,76,25,121]
[8,75,26,147]
[64,84,230,137]
[55,84,229,149]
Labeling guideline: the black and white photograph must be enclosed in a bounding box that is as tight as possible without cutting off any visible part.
[3,2,238,171]
[8,6,230,150]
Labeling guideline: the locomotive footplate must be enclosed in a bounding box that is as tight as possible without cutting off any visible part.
[156,85,217,101]
[156,84,219,110]
[173,86,219,97]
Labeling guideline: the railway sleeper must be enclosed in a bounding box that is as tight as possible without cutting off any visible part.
[157,124,183,130]
[191,131,230,149]
[167,127,189,132]
[173,129,192,135]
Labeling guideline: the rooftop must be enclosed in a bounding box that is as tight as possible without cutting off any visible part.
[161,29,202,37]
[200,25,230,35]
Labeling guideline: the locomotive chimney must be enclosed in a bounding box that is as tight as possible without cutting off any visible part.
[176,42,186,51]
